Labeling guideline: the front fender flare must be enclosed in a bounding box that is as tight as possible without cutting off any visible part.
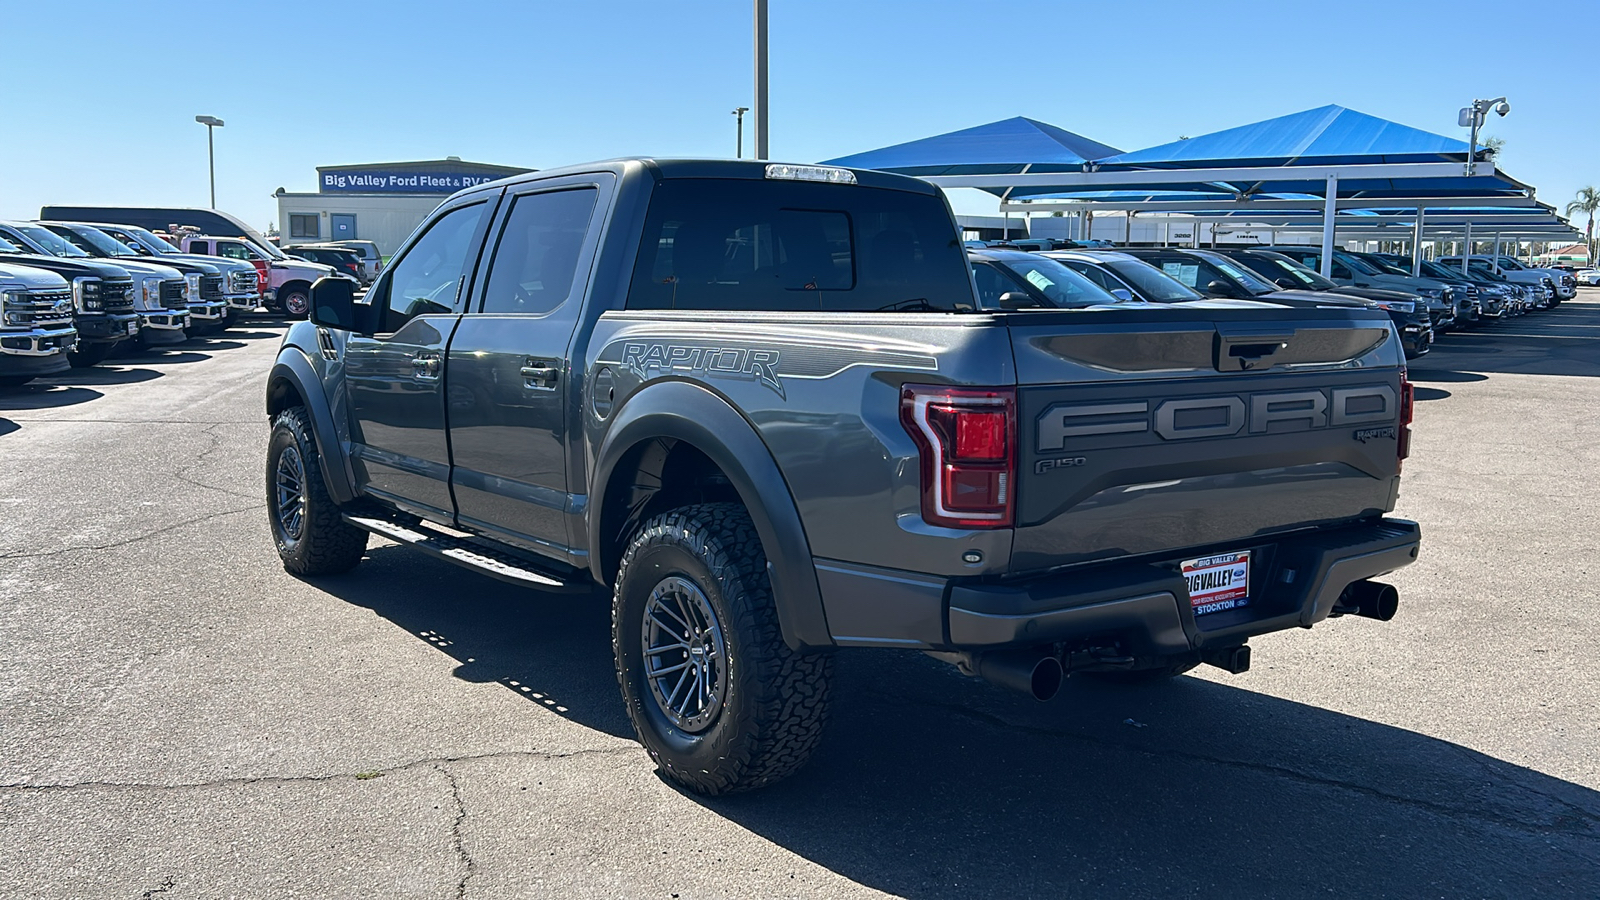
[267,347,356,505]
[589,380,832,651]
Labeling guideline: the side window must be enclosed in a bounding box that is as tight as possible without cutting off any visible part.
[218,242,254,261]
[381,202,487,331]
[971,263,1018,308]
[1065,262,1118,292]
[188,243,209,255]
[480,188,598,315]
[1193,262,1233,293]
[1332,263,1352,280]
[289,214,319,239]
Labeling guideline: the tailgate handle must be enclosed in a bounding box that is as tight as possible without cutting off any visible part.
[1215,328,1293,372]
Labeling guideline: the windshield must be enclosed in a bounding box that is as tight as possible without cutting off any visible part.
[1101,258,1202,301]
[1337,253,1384,277]
[13,224,89,257]
[122,226,181,253]
[1208,257,1277,295]
[1358,255,1414,277]
[1420,260,1472,281]
[0,236,24,254]
[1249,254,1337,290]
[999,257,1118,308]
[52,225,138,257]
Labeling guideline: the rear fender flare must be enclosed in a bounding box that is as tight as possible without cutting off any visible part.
[266,347,356,505]
[589,380,832,651]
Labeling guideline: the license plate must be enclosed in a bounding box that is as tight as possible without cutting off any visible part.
[1182,551,1250,616]
[126,321,138,336]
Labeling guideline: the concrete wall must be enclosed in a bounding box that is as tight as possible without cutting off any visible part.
[275,193,447,257]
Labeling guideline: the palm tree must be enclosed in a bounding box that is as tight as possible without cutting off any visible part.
[1565,186,1600,266]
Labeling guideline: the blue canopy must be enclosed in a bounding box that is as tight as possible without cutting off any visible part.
[822,117,1122,176]
[1100,105,1472,168]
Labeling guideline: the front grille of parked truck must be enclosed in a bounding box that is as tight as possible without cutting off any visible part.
[3,289,75,328]
[104,279,136,311]
[159,280,187,309]
[200,274,224,300]
[229,270,256,293]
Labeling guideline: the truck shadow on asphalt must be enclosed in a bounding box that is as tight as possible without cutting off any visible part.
[0,385,102,411]
[312,546,1600,897]
[0,417,16,437]
[47,366,164,387]
[1409,297,1600,380]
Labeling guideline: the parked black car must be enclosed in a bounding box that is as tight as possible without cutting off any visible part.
[1124,248,1433,358]
[1214,249,1434,357]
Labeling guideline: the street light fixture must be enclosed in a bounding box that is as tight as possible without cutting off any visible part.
[195,115,225,208]
[732,107,749,159]
[1458,97,1509,176]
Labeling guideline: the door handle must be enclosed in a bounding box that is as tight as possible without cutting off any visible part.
[411,355,441,377]
[520,365,559,388]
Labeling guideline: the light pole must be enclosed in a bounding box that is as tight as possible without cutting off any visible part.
[732,107,749,158]
[195,115,225,208]
[753,0,768,160]
[1457,97,1508,274]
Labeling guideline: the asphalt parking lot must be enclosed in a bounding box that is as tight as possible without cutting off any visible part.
[2,301,1598,899]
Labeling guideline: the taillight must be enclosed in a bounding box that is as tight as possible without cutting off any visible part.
[900,384,1016,528]
[1397,368,1414,469]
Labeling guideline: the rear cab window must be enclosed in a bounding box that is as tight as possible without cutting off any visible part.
[625,178,974,312]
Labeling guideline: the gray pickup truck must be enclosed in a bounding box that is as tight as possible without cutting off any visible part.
[265,159,1421,794]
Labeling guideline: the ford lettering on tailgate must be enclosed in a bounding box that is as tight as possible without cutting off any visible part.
[1037,385,1396,451]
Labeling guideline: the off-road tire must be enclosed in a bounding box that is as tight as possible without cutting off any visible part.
[266,405,367,575]
[66,342,112,368]
[613,502,832,794]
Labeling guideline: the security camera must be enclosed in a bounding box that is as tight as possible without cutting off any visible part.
[1495,101,1510,117]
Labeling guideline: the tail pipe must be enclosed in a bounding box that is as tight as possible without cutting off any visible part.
[973,650,1064,702]
[1339,580,1400,621]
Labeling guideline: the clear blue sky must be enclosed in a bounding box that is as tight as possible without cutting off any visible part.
[2,0,1594,232]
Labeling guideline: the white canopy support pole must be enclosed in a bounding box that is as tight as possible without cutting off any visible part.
[1319,174,1339,278]
[1463,221,1473,276]
[1124,210,1133,246]
[1412,210,1425,276]
[1493,232,1502,265]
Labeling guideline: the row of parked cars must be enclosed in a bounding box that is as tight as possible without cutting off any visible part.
[0,219,380,388]
[966,239,1579,358]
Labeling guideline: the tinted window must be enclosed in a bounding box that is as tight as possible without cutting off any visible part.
[382,202,486,331]
[1332,263,1353,280]
[289,214,319,239]
[1210,258,1275,294]
[627,178,973,312]
[1102,259,1203,302]
[971,262,1021,308]
[997,257,1116,307]
[481,188,598,315]
[1060,260,1120,292]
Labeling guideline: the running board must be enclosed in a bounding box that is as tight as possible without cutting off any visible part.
[342,514,585,592]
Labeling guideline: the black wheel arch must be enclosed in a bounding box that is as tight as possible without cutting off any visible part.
[266,347,356,505]
[590,380,833,651]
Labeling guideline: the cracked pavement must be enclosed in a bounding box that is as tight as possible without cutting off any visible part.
[2,305,1599,898]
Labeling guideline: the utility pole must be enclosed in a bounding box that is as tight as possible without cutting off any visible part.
[732,107,749,158]
[754,0,769,160]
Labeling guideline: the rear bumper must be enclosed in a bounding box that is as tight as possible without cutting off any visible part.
[816,518,1421,652]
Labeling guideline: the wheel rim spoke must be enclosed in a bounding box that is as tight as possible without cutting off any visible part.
[641,575,728,734]
[274,446,307,541]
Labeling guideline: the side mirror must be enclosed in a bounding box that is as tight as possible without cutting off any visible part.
[1204,280,1236,297]
[997,291,1033,309]
[1275,277,1297,289]
[1109,288,1134,302]
[309,275,379,334]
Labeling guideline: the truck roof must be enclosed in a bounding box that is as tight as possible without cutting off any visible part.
[465,158,942,198]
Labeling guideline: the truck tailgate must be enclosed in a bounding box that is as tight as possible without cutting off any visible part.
[1006,308,1403,574]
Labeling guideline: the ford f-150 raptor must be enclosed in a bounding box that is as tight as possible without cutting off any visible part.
[265,159,1422,794]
